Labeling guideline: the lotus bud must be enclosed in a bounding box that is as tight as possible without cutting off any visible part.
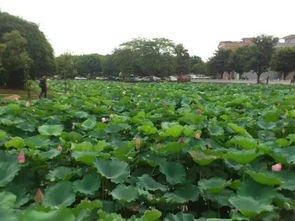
[35,188,43,203]
[272,163,282,171]
[178,137,185,143]
[57,145,62,151]
[18,152,25,163]
[135,137,141,149]
[195,109,202,114]
[101,117,107,123]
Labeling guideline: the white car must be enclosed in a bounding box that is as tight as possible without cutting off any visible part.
[74,76,87,80]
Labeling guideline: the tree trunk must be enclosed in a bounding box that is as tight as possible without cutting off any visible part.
[257,72,261,84]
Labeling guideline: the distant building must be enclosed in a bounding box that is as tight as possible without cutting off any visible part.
[275,35,295,48]
[218,38,255,50]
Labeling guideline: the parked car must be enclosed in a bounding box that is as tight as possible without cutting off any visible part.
[74,76,87,80]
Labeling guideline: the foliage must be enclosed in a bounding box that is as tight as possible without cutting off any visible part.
[271,46,295,79]
[0,80,294,220]
[0,11,55,87]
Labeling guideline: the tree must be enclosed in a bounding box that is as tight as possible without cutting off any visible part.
[230,46,254,78]
[0,11,55,87]
[0,30,32,88]
[247,35,278,83]
[207,49,232,79]
[271,46,295,79]
[55,53,75,93]
[74,54,102,77]
[112,38,177,78]
[175,44,190,74]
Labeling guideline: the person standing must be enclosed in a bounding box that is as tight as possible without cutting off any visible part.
[39,75,47,98]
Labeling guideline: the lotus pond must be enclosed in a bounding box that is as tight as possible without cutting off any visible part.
[0,81,295,221]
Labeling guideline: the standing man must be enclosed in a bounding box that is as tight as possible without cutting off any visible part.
[39,75,47,98]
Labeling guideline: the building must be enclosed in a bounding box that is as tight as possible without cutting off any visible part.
[275,35,295,48]
[218,38,255,50]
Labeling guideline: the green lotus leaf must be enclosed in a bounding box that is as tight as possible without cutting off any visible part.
[73,174,100,195]
[76,199,102,210]
[72,151,102,165]
[276,171,295,191]
[43,181,76,207]
[38,124,64,136]
[93,158,129,183]
[227,136,257,149]
[275,138,289,147]
[287,134,295,145]
[0,192,16,208]
[98,210,125,221]
[164,212,195,221]
[0,130,7,139]
[5,137,25,149]
[72,141,93,151]
[208,124,224,136]
[289,109,295,117]
[141,209,162,221]
[154,142,185,155]
[16,122,35,132]
[111,185,138,202]
[229,196,273,217]
[198,177,229,194]
[25,135,51,148]
[39,149,61,160]
[228,123,252,138]
[19,208,75,221]
[163,184,199,203]
[189,150,218,166]
[162,124,184,137]
[46,167,74,181]
[237,179,277,204]
[173,184,199,202]
[272,146,295,164]
[81,118,96,130]
[159,160,186,185]
[225,150,261,164]
[0,151,21,187]
[140,125,158,135]
[137,174,167,191]
[246,170,283,186]
[257,121,277,130]
[61,131,83,142]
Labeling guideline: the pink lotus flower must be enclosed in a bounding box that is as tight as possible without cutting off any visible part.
[195,109,202,114]
[272,163,282,171]
[194,133,201,139]
[18,152,25,163]
[57,145,62,151]
[178,137,185,143]
[135,137,141,149]
[101,117,107,123]
[35,189,43,203]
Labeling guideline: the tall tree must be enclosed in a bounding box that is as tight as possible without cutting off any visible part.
[247,35,278,83]
[175,44,190,74]
[207,49,232,79]
[55,53,75,93]
[271,46,295,79]
[0,30,32,88]
[74,54,102,77]
[0,11,55,87]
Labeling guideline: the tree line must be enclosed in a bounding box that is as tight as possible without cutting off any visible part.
[1,11,295,89]
[207,36,295,83]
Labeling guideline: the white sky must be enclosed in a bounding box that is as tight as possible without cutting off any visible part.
[1,0,294,60]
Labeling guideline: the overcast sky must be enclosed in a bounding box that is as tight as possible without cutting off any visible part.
[1,0,294,60]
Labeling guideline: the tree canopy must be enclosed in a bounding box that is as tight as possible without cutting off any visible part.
[271,46,295,79]
[0,11,55,88]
